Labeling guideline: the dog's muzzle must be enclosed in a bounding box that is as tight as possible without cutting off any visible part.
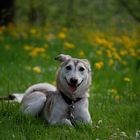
[65,77,83,92]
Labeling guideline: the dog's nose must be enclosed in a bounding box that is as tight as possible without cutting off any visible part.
[70,78,78,85]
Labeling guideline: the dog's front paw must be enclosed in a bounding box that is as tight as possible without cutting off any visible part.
[62,118,73,126]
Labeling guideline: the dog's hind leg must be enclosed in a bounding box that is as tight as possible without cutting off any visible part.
[21,91,46,116]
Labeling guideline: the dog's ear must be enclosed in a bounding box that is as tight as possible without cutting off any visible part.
[82,59,91,72]
[55,54,71,63]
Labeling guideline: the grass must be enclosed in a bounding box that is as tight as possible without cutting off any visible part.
[0,24,140,140]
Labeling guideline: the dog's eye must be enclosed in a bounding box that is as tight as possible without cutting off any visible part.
[79,67,85,72]
[65,65,72,70]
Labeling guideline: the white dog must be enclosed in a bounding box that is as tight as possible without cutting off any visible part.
[0,54,92,126]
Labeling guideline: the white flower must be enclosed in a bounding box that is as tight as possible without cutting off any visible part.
[136,130,140,138]
[120,131,128,137]
[98,120,102,124]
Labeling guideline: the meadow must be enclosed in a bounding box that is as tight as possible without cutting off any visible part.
[0,24,140,140]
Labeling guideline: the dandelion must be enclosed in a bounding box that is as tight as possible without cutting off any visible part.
[94,36,113,48]
[29,50,38,57]
[121,35,136,48]
[64,42,75,49]
[95,61,104,70]
[109,88,118,95]
[24,45,32,51]
[115,95,121,101]
[129,48,136,57]
[108,59,114,66]
[44,33,55,41]
[123,77,131,82]
[29,47,46,57]
[79,51,85,57]
[106,50,112,58]
[30,28,37,35]
[96,50,102,56]
[58,32,66,39]
[121,60,127,65]
[113,52,121,62]
[33,66,41,73]
[119,49,127,56]
[110,47,116,52]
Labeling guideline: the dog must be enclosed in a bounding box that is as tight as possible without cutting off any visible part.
[0,54,92,126]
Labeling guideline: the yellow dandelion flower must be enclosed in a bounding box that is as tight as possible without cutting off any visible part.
[36,47,46,53]
[115,95,121,101]
[79,51,85,57]
[30,28,37,35]
[110,47,116,52]
[24,45,32,51]
[33,66,41,73]
[29,47,46,57]
[129,48,136,57]
[113,52,121,61]
[110,89,118,95]
[96,50,102,56]
[120,50,128,56]
[121,35,135,48]
[95,61,104,70]
[44,33,55,41]
[95,36,106,45]
[121,60,127,65]
[58,32,66,39]
[95,35,113,48]
[64,42,75,49]
[123,77,131,82]
[106,50,112,58]
[108,59,114,66]
[29,50,38,57]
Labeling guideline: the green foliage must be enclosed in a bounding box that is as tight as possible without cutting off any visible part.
[14,0,131,27]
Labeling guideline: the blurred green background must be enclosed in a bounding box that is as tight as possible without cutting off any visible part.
[1,0,140,28]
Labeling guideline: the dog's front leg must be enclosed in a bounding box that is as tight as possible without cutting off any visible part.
[74,100,92,124]
[45,106,73,126]
[75,109,92,125]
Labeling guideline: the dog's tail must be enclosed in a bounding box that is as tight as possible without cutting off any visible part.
[0,93,24,103]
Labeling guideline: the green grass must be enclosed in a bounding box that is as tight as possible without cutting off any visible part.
[0,25,140,140]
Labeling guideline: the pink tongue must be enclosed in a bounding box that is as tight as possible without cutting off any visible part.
[69,85,77,92]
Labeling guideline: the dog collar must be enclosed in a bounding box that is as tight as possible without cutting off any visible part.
[59,91,82,105]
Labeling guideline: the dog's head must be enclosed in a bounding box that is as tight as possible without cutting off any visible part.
[55,54,92,99]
